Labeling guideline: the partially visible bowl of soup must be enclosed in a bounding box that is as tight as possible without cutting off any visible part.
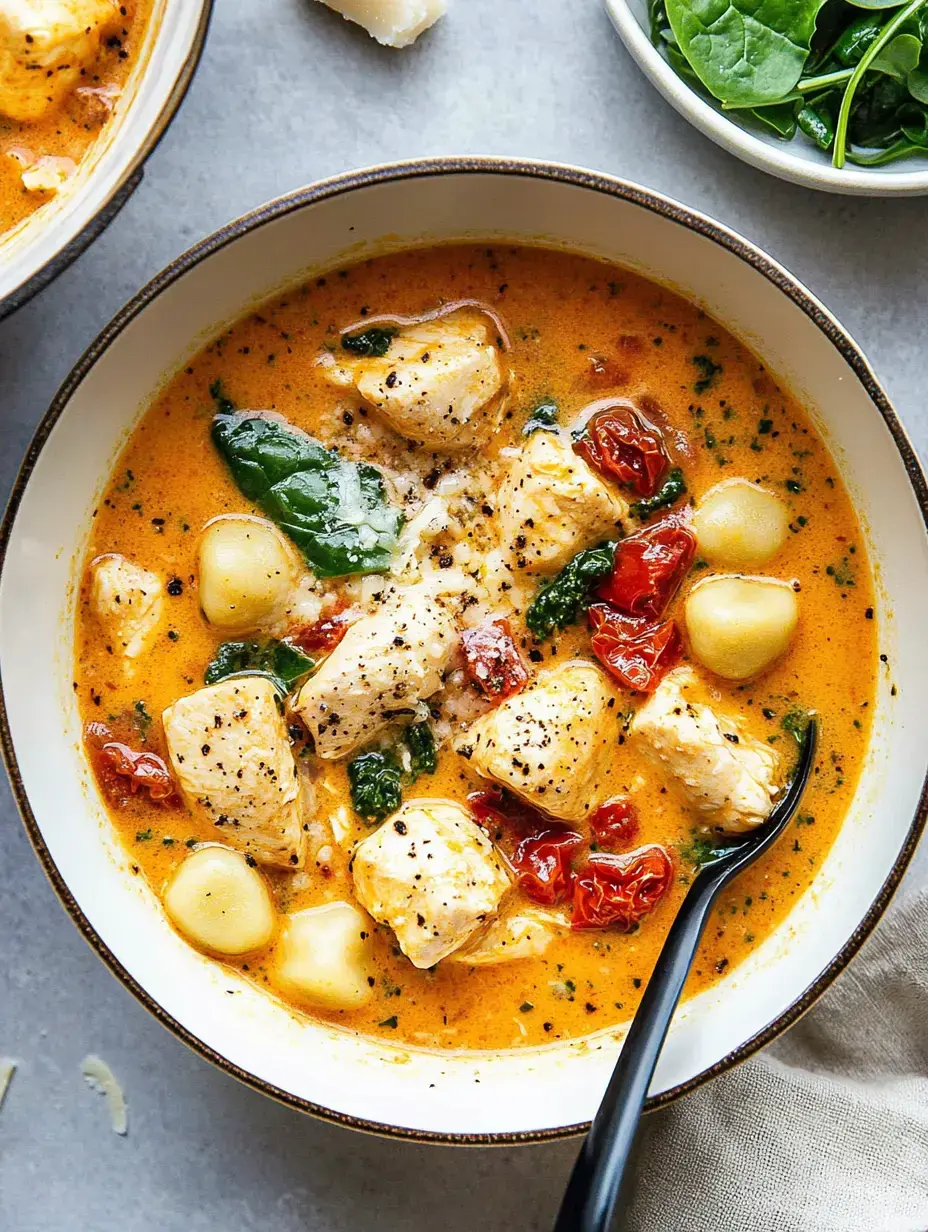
[0,0,212,317]
[2,160,926,1140]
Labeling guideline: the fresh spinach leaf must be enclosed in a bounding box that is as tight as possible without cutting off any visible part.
[871,31,922,74]
[664,0,831,106]
[835,13,884,63]
[522,398,560,436]
[204,640,315,692]
[629,468,688,520]
[341,327,397,357]
[525,542,618,639]
[212,410,404,578]
[798,100,837,146]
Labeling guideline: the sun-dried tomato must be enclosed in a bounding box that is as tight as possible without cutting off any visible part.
[292,609,352,654]
[589,611,682,693]
[461,619,528,701]
[572,845,673,930]
[511,828,584,905]
[573,401,670,498]
[589,797,640,849]
[595,521,696,620]
[86,722,177,805]
[468,788,549,840]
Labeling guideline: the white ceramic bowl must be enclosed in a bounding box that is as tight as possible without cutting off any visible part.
[2,158,927,1142]
[605,0,928,196]
[0,0,213,318]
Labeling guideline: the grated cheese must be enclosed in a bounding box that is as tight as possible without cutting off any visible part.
[0,1058,16,1114]
[81,1055,128,1136]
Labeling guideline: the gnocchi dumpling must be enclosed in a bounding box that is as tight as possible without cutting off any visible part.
[164,846,276,956]
[693,479,789,570]
[273,902,374,1010]
[685,574,799,681]
[198,515,298,632]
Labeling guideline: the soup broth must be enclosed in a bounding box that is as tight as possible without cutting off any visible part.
[74,244,877,1051]
[0,0,155,235]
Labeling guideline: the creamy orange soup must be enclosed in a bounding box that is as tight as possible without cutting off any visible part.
[74,245,877,1051]
[0,1,154,235]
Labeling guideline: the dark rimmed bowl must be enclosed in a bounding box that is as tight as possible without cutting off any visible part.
[2,158,925,1141]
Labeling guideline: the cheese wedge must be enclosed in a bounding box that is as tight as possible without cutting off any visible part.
[315,0,446,47]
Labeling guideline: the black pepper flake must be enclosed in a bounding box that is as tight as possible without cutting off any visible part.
[166,577,183,596]
[394,819,408,835]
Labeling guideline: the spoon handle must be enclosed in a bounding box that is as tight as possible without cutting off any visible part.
[553,866,727,1232]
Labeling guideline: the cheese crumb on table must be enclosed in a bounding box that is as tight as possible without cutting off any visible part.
[315,0,446,47]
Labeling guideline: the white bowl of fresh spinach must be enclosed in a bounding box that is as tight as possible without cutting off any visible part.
[605,0,928,192]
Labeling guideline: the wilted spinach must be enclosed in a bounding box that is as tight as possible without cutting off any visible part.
[522,398,560,436]
[341,327,397,358]
[204,640,315,693]
[630,467,687,521]
[212,408,404,578]
[348,722,438,821]
[525,542,618,639]
[348,750,404,821]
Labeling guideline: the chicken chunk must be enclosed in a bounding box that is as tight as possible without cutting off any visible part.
[292,583,457,759]
[351,799,511,968]
[631,666,780,833]
[0,0,120,122]
[90,554,163,660]
[163,678,305,868]
[498,432,629,573]
[461,662,620,823]
[325,313,506,450]
[445,907,564,966]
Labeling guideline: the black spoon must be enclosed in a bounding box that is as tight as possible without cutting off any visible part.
[553,717,818,1232]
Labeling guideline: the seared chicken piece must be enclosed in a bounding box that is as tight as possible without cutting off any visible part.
[90,554,164,659]
[498,432,629,573]
[0,0,121,121]
[315,0,446,47]
[631,666,780,833]
[292,583,457,759]
[445,907,564,966]
[351,799,511,968]
[325,313,506,450]
[461,662,620,823]
[163,678,305,868]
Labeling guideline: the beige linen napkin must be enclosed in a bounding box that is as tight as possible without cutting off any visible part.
[624,886,928,1231]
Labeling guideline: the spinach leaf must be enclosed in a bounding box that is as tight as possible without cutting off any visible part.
[404,722,437,778]
[347,724,437,822]
[798,100,837,146]
[871,31,922,74]
[782,707,812,743]
[522,398,560,436]
[348,750,403,821]
[664,0,831,106]
[630,468,688,521]
[212,410,404,578]
[204,640,315,692]
[341,327,397,358]
[525,542,618,640]
[834,13,884,63]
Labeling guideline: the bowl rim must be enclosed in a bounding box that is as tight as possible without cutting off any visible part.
[3,155,927,1144]
[603,0,928,197]
[0,0,216,321]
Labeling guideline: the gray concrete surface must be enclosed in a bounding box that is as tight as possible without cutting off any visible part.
[1,1,926,1228]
